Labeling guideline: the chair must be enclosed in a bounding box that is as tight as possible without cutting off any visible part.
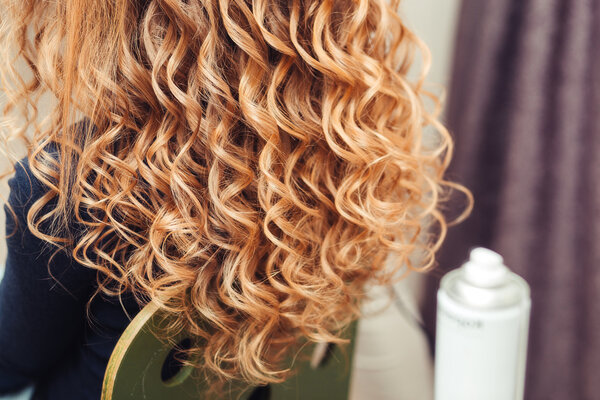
[101,302,357,399]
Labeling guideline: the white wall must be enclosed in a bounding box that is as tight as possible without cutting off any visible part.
[402,0,462,90]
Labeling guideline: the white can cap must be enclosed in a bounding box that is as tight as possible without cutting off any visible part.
[463,247,509,287]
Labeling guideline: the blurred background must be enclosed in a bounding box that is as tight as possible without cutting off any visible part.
[4,0,598,399]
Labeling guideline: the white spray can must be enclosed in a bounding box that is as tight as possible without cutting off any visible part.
[434,247,531,400]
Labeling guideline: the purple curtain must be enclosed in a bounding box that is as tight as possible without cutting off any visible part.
[423,1,600,398]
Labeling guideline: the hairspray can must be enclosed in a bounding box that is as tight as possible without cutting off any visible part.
[434,247,531,400]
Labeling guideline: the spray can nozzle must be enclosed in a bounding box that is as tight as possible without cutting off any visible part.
[463,247,509,287]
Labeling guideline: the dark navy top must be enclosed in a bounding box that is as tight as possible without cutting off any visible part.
[0,153,142,399]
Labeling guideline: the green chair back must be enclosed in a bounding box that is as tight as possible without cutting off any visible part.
[102,302,357,399]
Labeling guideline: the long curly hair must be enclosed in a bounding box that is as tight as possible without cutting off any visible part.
[0,0,471,389]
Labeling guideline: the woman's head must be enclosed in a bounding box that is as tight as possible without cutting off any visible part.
[0,0,470,388]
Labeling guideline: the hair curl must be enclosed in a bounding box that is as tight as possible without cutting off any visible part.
[0,0,471,390]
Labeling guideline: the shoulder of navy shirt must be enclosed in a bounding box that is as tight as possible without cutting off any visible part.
[0,136,142,399]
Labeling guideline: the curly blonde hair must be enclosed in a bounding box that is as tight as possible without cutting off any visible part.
[0,0,471,388]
